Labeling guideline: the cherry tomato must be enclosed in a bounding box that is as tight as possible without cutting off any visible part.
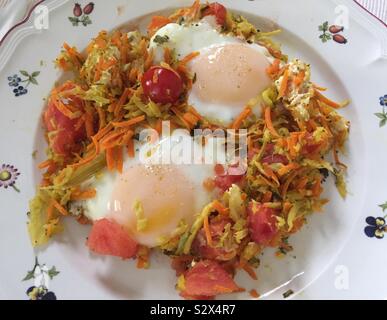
[141,66,183,104]
[202,2,227,26]
[248,201,279,245]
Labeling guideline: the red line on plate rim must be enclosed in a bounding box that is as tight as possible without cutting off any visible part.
[0,0,385,50]
[0,0,46,47]
[353,0,387,28]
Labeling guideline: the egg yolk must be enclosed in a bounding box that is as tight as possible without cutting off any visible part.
[190,43,271,106]
[108,165,197,247]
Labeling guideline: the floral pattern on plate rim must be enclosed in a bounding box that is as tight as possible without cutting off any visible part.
[0,164,20,192]
[364,202,387,239]
[318,21,348,44]
[375,95,387,127]
[23,257,59,300]
[1,2,381,299]
[68,2,95,27]
[7,70,40,97]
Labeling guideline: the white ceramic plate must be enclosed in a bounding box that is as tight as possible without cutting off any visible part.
[0,0,386,300]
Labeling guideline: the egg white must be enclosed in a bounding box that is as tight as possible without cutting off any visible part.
[77,131,226,247]
[149,20,276,124]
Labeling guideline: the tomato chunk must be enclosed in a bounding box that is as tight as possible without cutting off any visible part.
[202,3,227,26]
[141,66,183,104]
[181,260,242,298]
[214,164,244,192]
[302,133,322,155]
[87,218,138,259]
[261,143,289,165]
[192,219,236,261]
[248,201,279,245]
[43,83,86,156]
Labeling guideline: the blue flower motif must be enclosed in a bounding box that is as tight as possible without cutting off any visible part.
[26,286,57,300]
[12,85,28,97]
[7,74,21,87]
[364,216,387,239]
[380,95,387,107]
[7,70,39,97]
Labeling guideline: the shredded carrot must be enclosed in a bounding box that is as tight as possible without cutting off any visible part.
[52,199,69,216]
[290,217,305,233]
[319,115,333,137]
[262,191,272,203]
[97,107,106,129]
[106,148,116,171]
[306,118,318,132]
[188,106,202,120]
[63,42,83,68]
[315,91,341,109]
[54,98,81,119]
[203,215,213,247]
[288,133,300,159]
[116,146,123,173]
[179,51,200,65]
[171,107,192,130]
[283,201,292,214]
[85,104,95,137]
[144,49,154,71]
[70,150,97,168]
[249,289,260,298]
[128,68,138,83]
[95,37,107,49]
[154,118,163,135]
[74,114,86,131]
[112,115,146,128]
[278,68,289,98]
[231,107,252,129]
[212,200,229,216]
[94,58,104,82]
[93,123,114,141]
[333,143,347,169]
[312,177,322,196]
[38,159,53,169]
[186,0,201,19]
[183,112,200,126]
[127,139,135,158]
[277,163,300,177]
[296,176,308,191]
[137,246,150,269]
[293,70,305,87]
[266,46,283,59]
[164,47,173,65]
[313,84,327,91]
[147,16,171,35]
[46,201,55,221]
[70,188,97,201]
[241,262,258,280]
[281,168,304,198]
[100,130,125,150]
[114,88,131,117]
[266,59,281,78]
[263,164,280,185]
[264,107,280,138]
[120,130,135,146]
